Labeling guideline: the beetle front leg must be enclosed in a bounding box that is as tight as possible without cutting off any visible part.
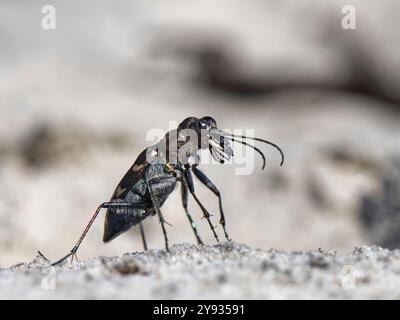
[191,167,231,242]
[184,168,219,243]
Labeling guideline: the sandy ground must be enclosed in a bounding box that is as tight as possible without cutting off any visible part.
[1,243,400,299]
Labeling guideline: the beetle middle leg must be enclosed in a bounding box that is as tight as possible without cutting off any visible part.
[146,174,170,251]
[184,168,219,243]
[181,181,204,245]
[138,221,148,251]
[191,166,231,242]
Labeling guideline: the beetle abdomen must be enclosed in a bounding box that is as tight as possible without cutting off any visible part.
[103,174,177,243]
[103,205,151,243]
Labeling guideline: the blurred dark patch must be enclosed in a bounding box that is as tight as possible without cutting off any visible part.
[154,31,400,106]
[306,175,328,210]
[193,46,270,96]
[21,124,59,168]
[0,145,6,163]
[359,158,400,249]
[194,43,398,105]
[326,146,379,172]
[344,44,396,106]
[308,253,329,269]
[306,146,380,211]
[264,171,289,192]
[111,259,145,276]
[16,123,136,170]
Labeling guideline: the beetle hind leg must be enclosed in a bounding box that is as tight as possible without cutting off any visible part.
[51,201,137,266]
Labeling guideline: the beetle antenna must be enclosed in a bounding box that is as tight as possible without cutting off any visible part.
[223,133,284,166]
[226,137,267,170]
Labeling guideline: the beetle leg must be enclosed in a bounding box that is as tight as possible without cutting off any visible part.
[138,221,148,251]
[181,180,204,245]
[191,167,231,242]
[146,175,169,251]
[184,168,219,243]
[51,201,135,266]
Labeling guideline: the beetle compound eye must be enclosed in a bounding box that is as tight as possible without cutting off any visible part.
[200,116,217,128]
[178,117,199,131]
[188,120,200,131]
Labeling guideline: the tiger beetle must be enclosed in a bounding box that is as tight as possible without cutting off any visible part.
[50,116,284,266]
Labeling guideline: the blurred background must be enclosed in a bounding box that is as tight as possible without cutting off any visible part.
[1,0,400,266]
